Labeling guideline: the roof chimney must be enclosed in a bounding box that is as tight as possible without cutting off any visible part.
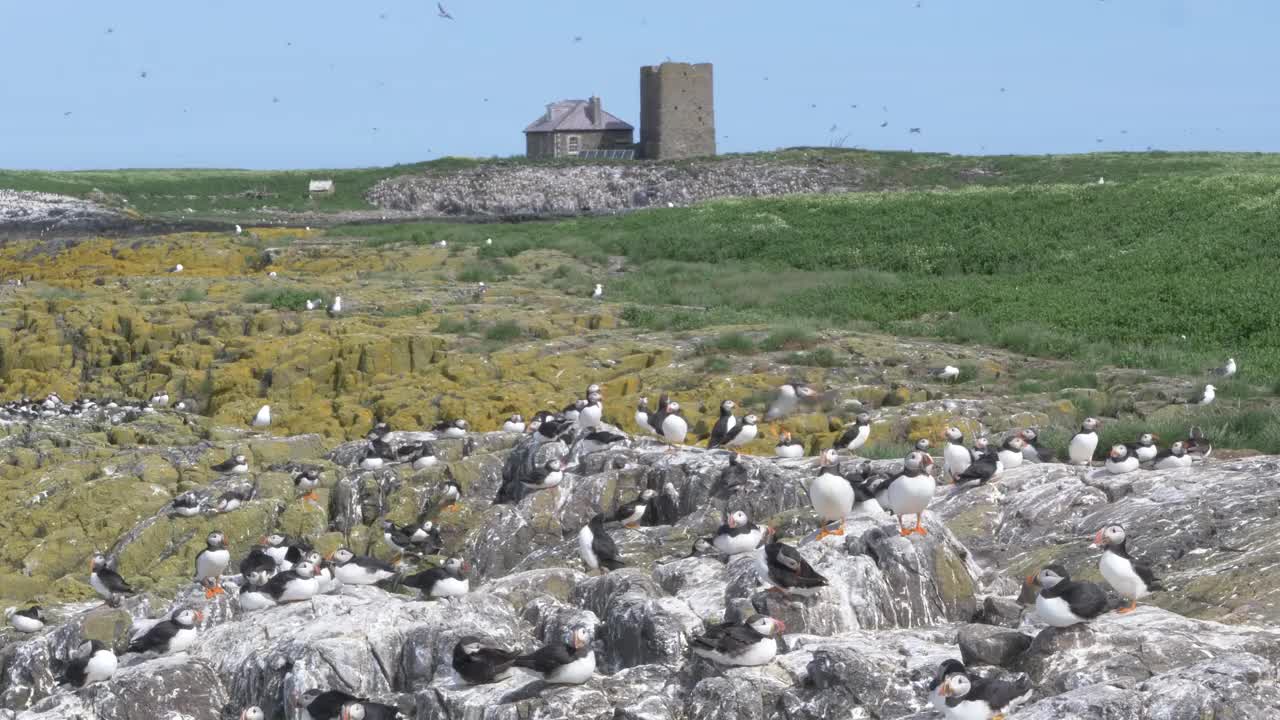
[588,96,603,129]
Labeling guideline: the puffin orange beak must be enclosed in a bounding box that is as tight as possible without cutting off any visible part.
[1093,530,1105,546]
[939,685,951,697]
[1024,574,1035,586]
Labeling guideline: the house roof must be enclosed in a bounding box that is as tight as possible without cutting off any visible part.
[524,99,634,133]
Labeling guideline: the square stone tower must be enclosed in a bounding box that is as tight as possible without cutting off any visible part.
[639,62,715,160]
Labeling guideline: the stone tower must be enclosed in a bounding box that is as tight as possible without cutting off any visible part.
[639,62,715,160]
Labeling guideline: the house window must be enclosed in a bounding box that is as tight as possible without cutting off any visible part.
[567,136,580,156]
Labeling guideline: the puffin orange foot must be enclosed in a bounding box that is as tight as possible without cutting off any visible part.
[444,503,460,513]
[302,492,319,502]
[1116,601,1138,614]
[913,525,928,536]
[899,527,914,537]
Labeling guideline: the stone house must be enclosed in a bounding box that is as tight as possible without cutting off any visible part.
[524,97,634,159]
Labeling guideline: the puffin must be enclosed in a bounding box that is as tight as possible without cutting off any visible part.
[686,537,717,558]
[502,414,526,433]
[722,413,759,449]
[358,446,387,470]
[943,427,974,481]
[1029,564,1108,627]
[193,531,231,597]
[1152,440,1192,469]
[634,397,653,435]
[339,700,406,720]
[260,533,294,569]
[237,569,277,611]
[410,445,439,470]
[264,560,321,603]
[433,419,469,438]
[928,659,967,712]
[295,468,321,501]
[806,449,853,538]
[645,482,681,526]
[327,295,343,317]
[402,557,471,599]
[305,551,340,595]
[1019,428,1054,463]
[936,669,1033,720]
[1104,444,1140,474]
[660,401,688,446]
[240,709,265,720]
[519,457,567,492]
[437,475,464,512]
[706,400,739,449]
[452,635,519,684]
[329,548,397,586]
[646,393,671,436]
[764,381,818,425]
[576,392,604,429]
[955,450,1002,486]
[1094,524,1163,613]
[562,399,586,424]
[150,390,169,407]
[513,625,596,684]
[847,473,886,517]
[577,513,625,574]
[834,413,872,454]
[886,450,936,535]
[691,615,785,666]
[62,640,117,687]
[533,416,575,444]
[251,404,271,428]
[775,431,806,458]
[579,429,627,454]
[210,454,249,474]
[381,520,417,561]
[407,520,443,555]
[1068,417,1100,464]
[1124,433,1159,463]
[712,510,766,556]
[172,492,204,517]
[213,486,253,513]
[612,489,657,528]
[759,536,828,596]
[127,608,201,655]
[297,689,361,720]
[996,436,1025,470]
[89,553,135,604]
[6,606,44,633]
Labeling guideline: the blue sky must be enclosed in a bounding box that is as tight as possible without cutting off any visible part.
[1,0,1276,169]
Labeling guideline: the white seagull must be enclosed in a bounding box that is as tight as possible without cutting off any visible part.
[592,284,603,300]
[252,405,271,428]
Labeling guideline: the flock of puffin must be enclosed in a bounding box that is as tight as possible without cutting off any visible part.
[2,371,1222,720]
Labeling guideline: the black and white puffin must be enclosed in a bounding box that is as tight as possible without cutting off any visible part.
[1094,524,1162,613]
[634,397,653,435]
[239,708,265,720]
[711,510,765,556]
[561,399,586,424]
[171,492,204,517]
[660,401,688,446]
[645,482,681,526]
[646,393,671,436]
[339,700,406,720]
[942,427,974,481]
[1019,428,1054,463]
[62,640,117,687]
[706,400,739,449]
[577,513,625,574]
[928,659,967,712]
[691,615,785,666]
[452,635,519,684]
[612,489,657,528]
[295,468,321,501]
[194,531,231,597]
[936,668,1033,720]
[1028,564,1108,627]
[1068,417,1101,465]
[513,625,596,684]
[381,520,417,560]
[996,436,1025,469]
[296,689,362,720]
[433,419,469,438]
[576,391,604,429]
[955,449,1002,486]
[213,485,254,513]
[1104,444,1140,474]
[210,454,249,474]
[884,450,936,535]
[402,556,470,599]
[5,606,44,633]
[127,608,201,655]
[522,458,568,490]
[264,560,320,603]
[1124,433,1159,464]
[774,431,805,458]
[580,429,627,454]
[834,413,872,453]
[502,414,526,433]
[329,548,397,586]
[764,381,818,424]
[759,535,828,596]
[89,553,135,604]
[240,543,277,577]
[408,521,443,555]
[533,415,575,444]
[237,569,276,611]
[721,413,759,449]
[1152,440,1192,469]
[437,474,463,513]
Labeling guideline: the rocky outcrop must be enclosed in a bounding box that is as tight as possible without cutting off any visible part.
[0,191,124,239]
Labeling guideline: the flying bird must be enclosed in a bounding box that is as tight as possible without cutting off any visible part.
[437,2,454,19]
[908,128,922,134]
[573,35,583,43]
[880,121,889,128]
[138,70,148,79]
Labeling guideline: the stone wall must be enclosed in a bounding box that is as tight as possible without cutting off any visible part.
[640,62,715,160]
[527,130,634,159]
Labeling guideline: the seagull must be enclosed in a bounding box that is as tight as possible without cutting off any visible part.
[234,225,243,235]
[1208,358,1236,378]
[1098,177,1105,185]
[486,238,493,246]
[328,296,342,317]
[928,365,960,382]
[1196,385,1216,406]
[170,264,184,273]
[437,2,454,19]
[267,271,278,279]
[592,284,603,300]
[252,405,271,428]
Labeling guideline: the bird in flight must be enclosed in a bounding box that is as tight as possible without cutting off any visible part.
[139,70,148,79]
[908,127,922,134]
[573,35,583,43]
[880,121,889,128]
[272,96,280,104]
[63,111,72,117]
[437,3,454,20]
[105,27,114,34]
[829,124,838,132]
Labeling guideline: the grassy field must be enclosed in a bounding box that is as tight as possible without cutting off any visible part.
[328,169,1280,379]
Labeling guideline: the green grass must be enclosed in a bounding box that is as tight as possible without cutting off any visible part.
[1036,406,1280,456]
[483,320,524,342]
[457,259,518,283]
[436,316,479,334]
[177,287,207,302]
[697,331,758,355]
[759,327,819,352]
[783,347,841,368]
[243,288,324,311]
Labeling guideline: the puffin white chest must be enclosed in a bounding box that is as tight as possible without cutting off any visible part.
[238,590,275,611]
[335,563,386,585]
[943,698,995,720]
[278,576,319,602]
[1100,550,1148,599]
[431,576,469,598]
[577,526,598,570]
[1106,456,1140,474]
[196,549,230,579]
[84,651,118,684]
[1069,434,1097,463]
[662,415,688,443]
[1135,445,1158,462]
[1155,453,1191,470]
[851,497,884,517]
[775,444,804,459]
[577,404,602,428]
[846,425,870,451]
[888,474,935,516]
[167,627,199,653]
[90,574,113,600]
[713,527,763,556]
[943,444,972,478]
[724,637,778,666]
[1035,593,1083,627]
[808,472,854,521]
[10,614,43,633]
[547,650,596,684]
[728,424,757,446]
[997,449,1023,469]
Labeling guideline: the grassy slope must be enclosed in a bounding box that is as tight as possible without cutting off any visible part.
[334,168,1280,380]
